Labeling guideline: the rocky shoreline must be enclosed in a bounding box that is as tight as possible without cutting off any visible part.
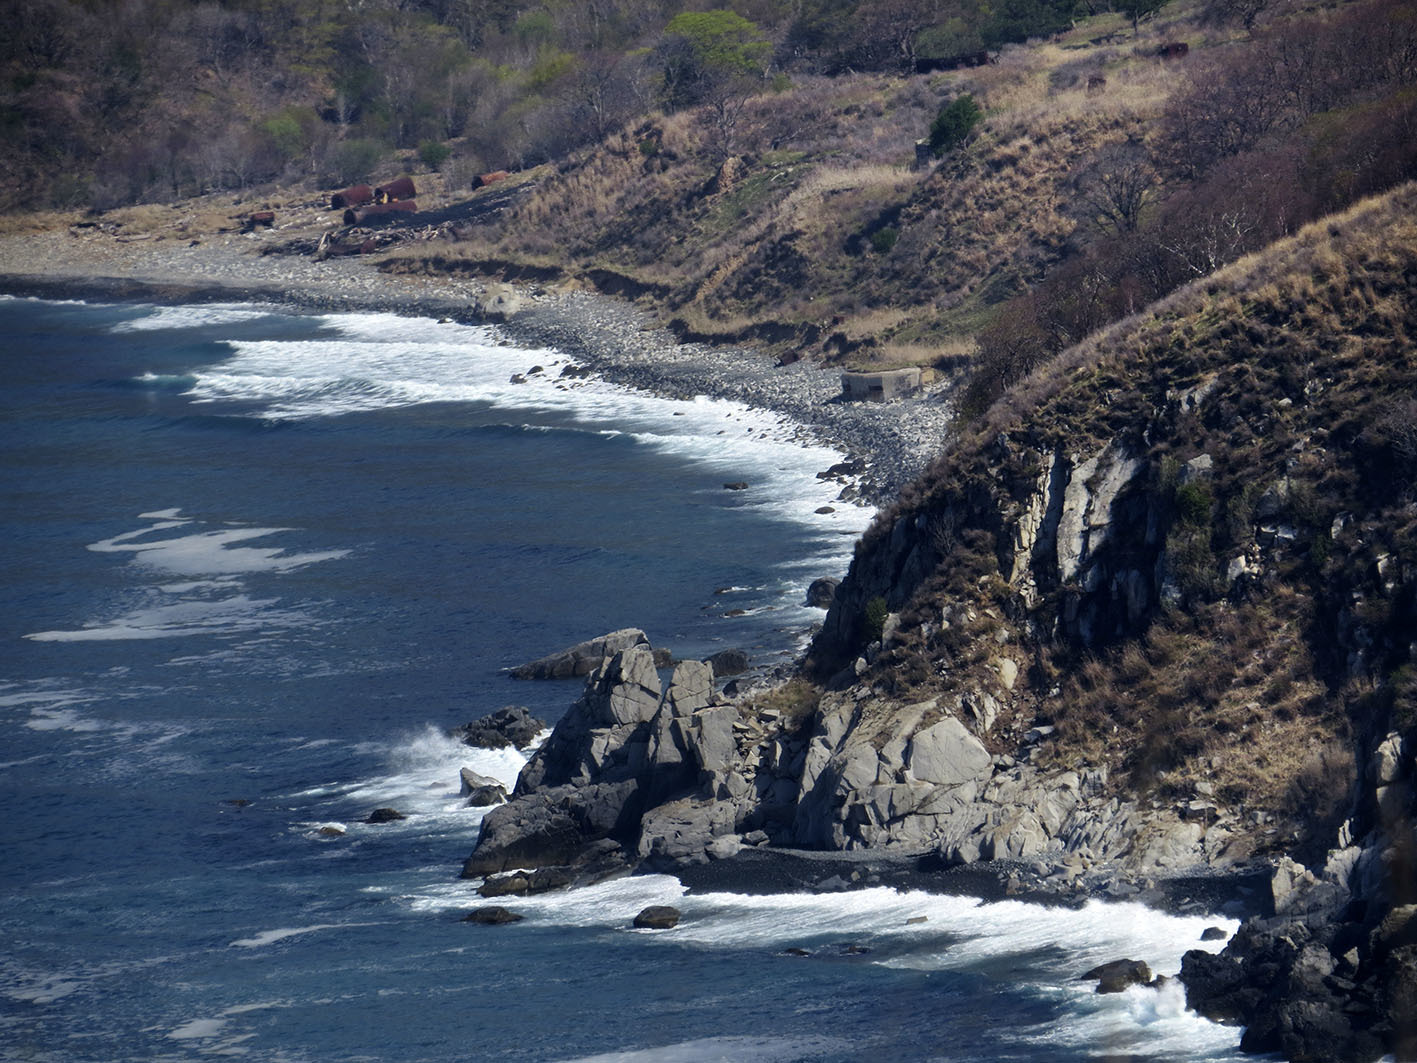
[0,227,955,504]
[10,225,1413,1062]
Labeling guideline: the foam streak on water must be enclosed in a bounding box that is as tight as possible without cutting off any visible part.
[24,509,345,643]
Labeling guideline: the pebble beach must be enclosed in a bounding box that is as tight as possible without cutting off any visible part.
[0,222,958,504]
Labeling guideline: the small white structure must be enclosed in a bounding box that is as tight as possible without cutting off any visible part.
[841,367,923,402]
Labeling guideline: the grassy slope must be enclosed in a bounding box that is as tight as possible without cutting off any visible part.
[821,182,1417,863]
[387,10,1189,366]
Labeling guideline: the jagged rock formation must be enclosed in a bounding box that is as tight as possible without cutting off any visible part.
[791,189,1417,1057]
[464,643,807,877]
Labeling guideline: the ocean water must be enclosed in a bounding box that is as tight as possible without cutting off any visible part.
[0,294,1246,1062]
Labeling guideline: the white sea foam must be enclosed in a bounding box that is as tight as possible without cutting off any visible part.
[2,975,83,1005]
[110,303,274,332]
[293,725,540,837]
[417,879,1242,1060]
[25,594,293,642]
[0,686,117,734]
[173,311,871,592]
[168,1017,229,1039]
[552,1034,850,1063]
[88,520,349,576]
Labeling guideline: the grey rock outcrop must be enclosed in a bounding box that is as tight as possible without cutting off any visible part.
[464,643,775,879]
[509,628,652,680]
[793,694,994,850]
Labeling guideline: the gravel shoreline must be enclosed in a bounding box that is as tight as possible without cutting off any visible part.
[0,228,957,504]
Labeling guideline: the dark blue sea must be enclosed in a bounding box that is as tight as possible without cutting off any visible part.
[0,295,1247,1062]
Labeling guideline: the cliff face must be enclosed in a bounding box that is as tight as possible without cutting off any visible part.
[808,185,1417,856]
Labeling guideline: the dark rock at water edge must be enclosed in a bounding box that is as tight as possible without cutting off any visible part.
[1179,728,1417,1063]
[703,648,749,677]
[508,628,651,680]
[632,905,681,929]
[462,781,642,877]
[462,906,525,925]
[466,784,508,807]
[1080,958,1152,994]
[452,705,546,749]
[365,807,406,823]
[478,866,575,898]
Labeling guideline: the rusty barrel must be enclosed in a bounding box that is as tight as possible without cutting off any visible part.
[373,176,417,202]
[330,184,373,209]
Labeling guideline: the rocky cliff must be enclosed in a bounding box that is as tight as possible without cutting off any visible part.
[462,185,1417,1060]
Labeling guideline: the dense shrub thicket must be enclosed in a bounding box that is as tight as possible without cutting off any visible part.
[1,0,1088,211]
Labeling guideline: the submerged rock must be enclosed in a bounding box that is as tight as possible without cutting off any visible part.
[462,906,524,925]
[1081,958,1153,994]
[632,905,681,929]
[365,808,406,824]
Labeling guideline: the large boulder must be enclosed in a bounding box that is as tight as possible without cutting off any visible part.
[806,577,839,609]
[466,784,508,807]
[703,648,749,677]
[508,629,651,680]
[460,767,502,795]
[906,716,993,788]
[637,796,738,867]
[478,866,574,897]
[461,781,642,877]
[633,905,682,929]
[1081,958,1152,994]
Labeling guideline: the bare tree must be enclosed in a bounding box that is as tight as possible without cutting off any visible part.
[1077,140,1157,235]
